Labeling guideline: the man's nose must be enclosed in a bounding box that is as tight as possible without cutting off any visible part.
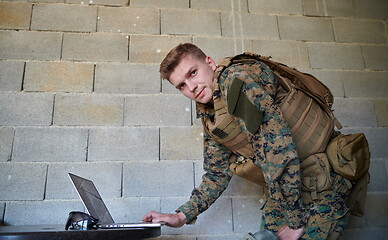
[185,80,196,92]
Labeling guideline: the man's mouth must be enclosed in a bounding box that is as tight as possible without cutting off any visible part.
[196,88,204,99]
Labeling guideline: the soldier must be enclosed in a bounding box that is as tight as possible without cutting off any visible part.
[142,43,349,240]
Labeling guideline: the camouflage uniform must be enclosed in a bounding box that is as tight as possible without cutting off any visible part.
[176,60,349,239]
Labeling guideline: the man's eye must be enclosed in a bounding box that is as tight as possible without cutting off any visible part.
[190,70,197,76]
[178,83,185,89]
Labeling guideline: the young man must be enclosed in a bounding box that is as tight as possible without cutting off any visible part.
[142,43,349,240]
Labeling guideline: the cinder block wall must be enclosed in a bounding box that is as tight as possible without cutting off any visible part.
[0,0,387,239]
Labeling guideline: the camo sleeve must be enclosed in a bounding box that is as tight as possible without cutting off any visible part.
[220,62,308,229]
[176,130,234,224]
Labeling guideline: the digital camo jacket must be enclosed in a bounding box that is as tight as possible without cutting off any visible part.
[176,60,309,229]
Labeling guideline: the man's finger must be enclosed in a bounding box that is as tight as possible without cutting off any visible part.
[278,225,287,233]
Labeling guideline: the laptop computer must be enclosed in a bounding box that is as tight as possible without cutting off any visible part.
[68,173,164,229]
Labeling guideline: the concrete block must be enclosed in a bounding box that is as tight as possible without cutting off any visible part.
[308,43,364,69]
[0,61,24,91]
[232,197,262,233]
[221,13,279,39]
[45,162,122,199]
[130,0,189,8]
[0,31,62,61]
[4,200,83,225]
[0,128,14,162]
[31,4,97,32]
[98,7,159,34]
[278,16,334,42]
[193,37,252,62]
[0,92,54,126]
[161,197,233,235]
[95,63,160,94]
[67,0,128,6]
[374,99,388,127]
[342,71,388,98]
[354,0,388,20]
[160,126,203,160]
[333,98,377,128]
[123,161,194,197]
[0,163,47,200]
[124,95,191,126]
[366,129,388,158]
[0,2,32,30]
[12,127,88,162]
[302,0,355,18]
[129,35,191,63]
[248,0,302,14]
[305,70,388,98]
[31,0,65,2]
[333,19,386,44]
[368,159,388,192]
[24,61,94,92]
[365,193,388,227]
[341,128,388,159]
[300,69,345,97]
[252,40,309,68]
[343,227,388,240]
[161,9,221,36]
[161,79,180,94]
[105,197,160,223]
[191,0,248,12]
[88,127,159,161]
[62,33,128,61]
[362,45,388,71]
[54,94,124,126]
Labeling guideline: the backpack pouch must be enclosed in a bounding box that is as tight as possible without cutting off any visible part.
[230,159,266,188]
[301,153,332,200]
[326,133,370,181]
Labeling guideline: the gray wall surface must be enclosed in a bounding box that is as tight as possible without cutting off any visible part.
[0,0,387,239]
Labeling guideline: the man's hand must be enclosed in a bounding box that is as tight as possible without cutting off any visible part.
[277,225,305,240]
[142,211,186,228]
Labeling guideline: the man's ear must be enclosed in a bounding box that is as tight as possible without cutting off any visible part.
[206,56,217,71]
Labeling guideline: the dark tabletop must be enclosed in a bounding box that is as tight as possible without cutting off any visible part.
[0,224,161,240]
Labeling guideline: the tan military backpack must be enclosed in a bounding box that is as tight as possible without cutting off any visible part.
[227,53,342,159]
[224,53,370,216]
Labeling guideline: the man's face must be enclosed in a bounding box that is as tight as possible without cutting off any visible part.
[169,54,217,104]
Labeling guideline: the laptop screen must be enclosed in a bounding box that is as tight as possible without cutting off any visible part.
[69,173,115,224]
